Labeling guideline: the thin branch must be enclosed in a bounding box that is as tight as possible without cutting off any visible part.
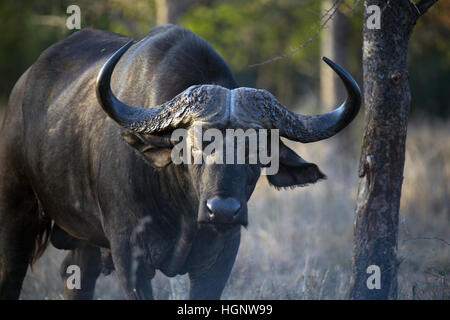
[248,0,345,68]
[415,0,438,16]
[350,0,363,12]
[111,10,140,38]
[381,0,392,14]
[401,236,450,246]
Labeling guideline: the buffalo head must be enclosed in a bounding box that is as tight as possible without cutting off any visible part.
[96,41,361,228]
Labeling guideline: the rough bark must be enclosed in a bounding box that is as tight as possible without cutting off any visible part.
[349,0,437,300]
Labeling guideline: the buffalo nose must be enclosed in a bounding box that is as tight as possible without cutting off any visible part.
[206,196,241,222]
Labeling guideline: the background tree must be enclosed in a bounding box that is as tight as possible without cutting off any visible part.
[320,1,354,154]
[0,0,448,119]
[155,0,194,25]
[320,0,350,110]
[0,0,448,299]
[349,0,438,300]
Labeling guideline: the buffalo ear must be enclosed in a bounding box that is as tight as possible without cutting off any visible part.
[122,132,173,168]
[266,141,326,189]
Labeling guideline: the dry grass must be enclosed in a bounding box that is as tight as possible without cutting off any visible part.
[6,113,448,299]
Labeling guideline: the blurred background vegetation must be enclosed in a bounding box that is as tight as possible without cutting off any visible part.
[0,0,448,299]
[0,0,448,117]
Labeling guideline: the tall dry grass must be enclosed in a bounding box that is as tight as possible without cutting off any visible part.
[1,105,445,299]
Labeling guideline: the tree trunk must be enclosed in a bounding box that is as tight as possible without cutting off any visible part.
[320,1,353,155]
[155,0,194,25]
[349,0,437,300]
[320,0,349,110]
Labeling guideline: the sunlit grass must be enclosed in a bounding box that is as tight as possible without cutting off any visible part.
[5,109,446,299]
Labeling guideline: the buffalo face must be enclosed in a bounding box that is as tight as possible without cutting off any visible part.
[186,127,261,227]
[96,41,361,228]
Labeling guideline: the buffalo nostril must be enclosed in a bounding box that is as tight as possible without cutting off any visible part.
[206,196,241,220]
[206,201,213,213]
[206,201,215,221]
[232,202,241,216]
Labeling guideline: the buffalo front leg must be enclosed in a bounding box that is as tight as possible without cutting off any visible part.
[0,181,43,299]
[0,202,42,299]
[188,228,241,300]
[110,236,154,300]
[60,242,102,300]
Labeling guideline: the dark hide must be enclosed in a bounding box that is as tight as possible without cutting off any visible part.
[0,25,323,300]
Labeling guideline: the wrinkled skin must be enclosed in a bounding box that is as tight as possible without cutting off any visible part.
[0,25,326,299]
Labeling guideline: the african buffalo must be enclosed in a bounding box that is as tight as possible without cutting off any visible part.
[0,24,360,299]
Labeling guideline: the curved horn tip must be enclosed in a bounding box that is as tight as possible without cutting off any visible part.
[320,56,361,92]
[96,39,187,134]
[96,40,134,84]
[322,56,330,63]
[321,56,345,76]
[322,56,340,67]
[274,56,361,143]
[96,40,136,126]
